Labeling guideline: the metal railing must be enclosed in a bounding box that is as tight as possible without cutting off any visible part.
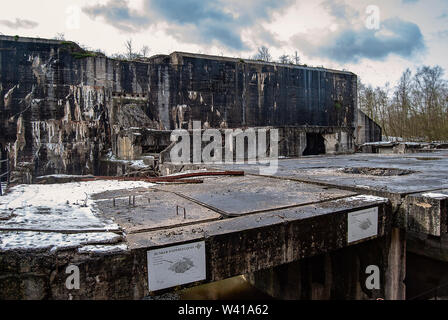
[0,157,10,196]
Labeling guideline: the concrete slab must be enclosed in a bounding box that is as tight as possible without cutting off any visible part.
[405,190,448,236]
[154,175,357,216]
[93,188,222,234]
[127,194,391,287]
[210,151,448,196]
[0,174,397,299]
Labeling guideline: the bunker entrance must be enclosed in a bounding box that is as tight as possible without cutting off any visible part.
[303,133,326,156]
[340,167,416,176]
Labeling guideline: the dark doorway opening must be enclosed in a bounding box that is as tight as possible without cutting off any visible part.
[303,133,326,156]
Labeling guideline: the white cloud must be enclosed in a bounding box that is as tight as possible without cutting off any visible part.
[0,0,447,87]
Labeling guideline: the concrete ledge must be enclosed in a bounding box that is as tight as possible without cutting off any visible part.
[0,195,391,299]
[405,190,448,236]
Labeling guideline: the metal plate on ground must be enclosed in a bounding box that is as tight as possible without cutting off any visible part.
[147,241,206,291]
[347,207,378,243]
[156,175,356,216]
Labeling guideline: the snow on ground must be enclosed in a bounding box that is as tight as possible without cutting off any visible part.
[104,151,148,168]
[422,192,448,199]
[0,231,122,252]
[165,168,210,177]
[0,180,155,231]
[342,195,388,203]
[0,180,155,251]
[36,174,93,179]
[77,243,128,254]
[0,182,6,194]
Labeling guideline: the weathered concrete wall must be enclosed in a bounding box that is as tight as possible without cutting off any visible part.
[159,125,354,168]
[356,109,382,146]
[0,36,358,181]
[246,228,406,300]
[156,52,357,130]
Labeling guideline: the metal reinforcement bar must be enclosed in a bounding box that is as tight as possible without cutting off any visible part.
[80,176,205,184]
[80,171,245,184]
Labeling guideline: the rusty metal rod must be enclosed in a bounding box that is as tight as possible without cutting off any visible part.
[165,171,245,179]
[80,176,204,184]
[79,171,244,184]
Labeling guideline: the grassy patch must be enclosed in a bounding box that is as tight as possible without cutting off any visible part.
[71,52,97,59]
[334,101,342,109]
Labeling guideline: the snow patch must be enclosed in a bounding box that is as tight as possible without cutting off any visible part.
[0,180,155,232]
[78,243,128,254]
[165,169,209,177]
[104,152,147,168]
[36,174,93,179]
[422,192,448,199]
[0,231,121,252]
[343,195,388,203]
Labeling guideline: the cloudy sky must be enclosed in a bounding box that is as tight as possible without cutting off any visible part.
[0,0,447,87]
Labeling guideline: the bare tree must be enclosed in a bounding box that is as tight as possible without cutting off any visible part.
[412,66,447,140]
[140,45,150,58]
[278,54,291,64]
[292,51,300,64]
[54,33,65,41]
[358,65,448,142]
[111,53,127,60]
[253,46,272,62]
[125,39,135,60]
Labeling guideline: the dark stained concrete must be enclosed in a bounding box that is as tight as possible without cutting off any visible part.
[0,36,359,183]
[206,151,448,299]
[127,193,394,298]
[0,174,400,300]
[210,151,448,196]
[155,175,356,216]
[246,228,405,300]
[209,151,448,235]
[93,188,222,234]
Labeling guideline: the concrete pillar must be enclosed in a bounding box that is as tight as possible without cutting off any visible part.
[245,228,406,300]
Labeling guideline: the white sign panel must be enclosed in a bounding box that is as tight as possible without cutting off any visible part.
[347,207,378,243]
[147,241,206,291]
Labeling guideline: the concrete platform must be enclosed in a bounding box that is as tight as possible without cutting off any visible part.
[211,151,448,196]
[155,175,356,216]
[93,188,221,234]
[205,151,448,298]
[210,151,448,235]
[0,174,399,300]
